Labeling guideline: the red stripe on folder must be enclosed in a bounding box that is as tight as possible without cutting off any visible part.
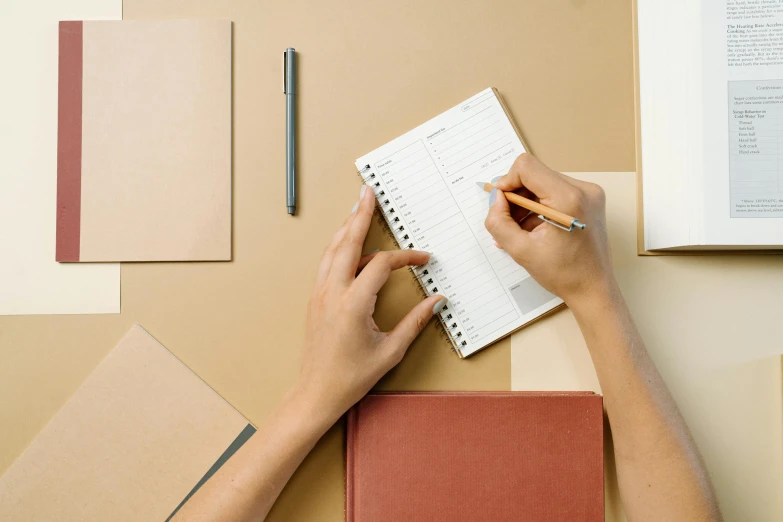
[56,21,83,262]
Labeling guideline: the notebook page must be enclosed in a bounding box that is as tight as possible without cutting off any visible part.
[356,88,562,357]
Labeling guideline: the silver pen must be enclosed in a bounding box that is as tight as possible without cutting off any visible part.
[284,48,296,215]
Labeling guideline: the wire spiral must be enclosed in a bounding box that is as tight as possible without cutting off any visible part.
[358,164,466,355]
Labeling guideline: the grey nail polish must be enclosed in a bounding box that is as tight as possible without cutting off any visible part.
[432,298,448,315]
[369,248,380,254]
[488,188,497,207]
[360,184,367,198]
[351,201,359,213]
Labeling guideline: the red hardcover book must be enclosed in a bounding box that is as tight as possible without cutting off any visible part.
[346,392,604,522]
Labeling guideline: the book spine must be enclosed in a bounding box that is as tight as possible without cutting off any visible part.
[356,165,466,356]
[56,21,84,262]
[345,406,357,522]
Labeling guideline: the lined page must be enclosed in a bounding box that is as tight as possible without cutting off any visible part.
[356,88,562,357]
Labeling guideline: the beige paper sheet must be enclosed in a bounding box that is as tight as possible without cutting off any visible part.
[0,325,251,521]
[512,172,783,522]
[78,20,232,262]
[0,0,120,314]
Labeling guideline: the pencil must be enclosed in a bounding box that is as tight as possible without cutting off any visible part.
[476,182,586,231]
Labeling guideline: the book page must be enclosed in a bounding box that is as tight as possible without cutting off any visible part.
[701,0,783,245]
[637,0,703,250]
[356,89,562,357]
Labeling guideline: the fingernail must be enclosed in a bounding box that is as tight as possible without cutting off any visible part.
[491,176,502,187]
[351,201,359,213]
[369,248,380,254]
[360,184,367,199]
[493,240,503,249]
[432,297,448,315]
[488,188,497,207]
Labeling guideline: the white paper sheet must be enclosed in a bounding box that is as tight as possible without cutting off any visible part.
[0,0,120,315]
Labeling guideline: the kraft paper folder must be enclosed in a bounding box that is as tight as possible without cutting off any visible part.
[56,20,232,262]
[0,325,255,521]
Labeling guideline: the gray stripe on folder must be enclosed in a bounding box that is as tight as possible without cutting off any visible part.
[166,423,257,521]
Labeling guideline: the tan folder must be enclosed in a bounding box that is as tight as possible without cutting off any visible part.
[56,20,232,262]
[0,325,254,521]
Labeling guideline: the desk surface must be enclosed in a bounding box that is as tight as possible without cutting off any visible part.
[0,1,708,520]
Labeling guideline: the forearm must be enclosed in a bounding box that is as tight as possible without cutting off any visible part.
[570,283,721,522]
[173,384,337,522]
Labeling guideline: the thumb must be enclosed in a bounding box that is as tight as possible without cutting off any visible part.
[385,294,446,359]
[484,189,532,260]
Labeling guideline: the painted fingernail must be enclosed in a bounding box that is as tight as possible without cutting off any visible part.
[369,248,380,254]
[491,176,502,187]
[488,188,497,207]
[432,298,448,315]
[493,240,503,249]
[351,201,359,213]
[360,184,367,198]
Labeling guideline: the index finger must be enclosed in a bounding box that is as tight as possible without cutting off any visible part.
[329,184,376,284]
[494,154,571,199]
[353,249,431,299]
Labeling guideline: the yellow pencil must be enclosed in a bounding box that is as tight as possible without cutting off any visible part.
[476,182,586,232]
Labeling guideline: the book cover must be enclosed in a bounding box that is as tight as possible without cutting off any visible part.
[56,20,232,262]
[346,392,604,521]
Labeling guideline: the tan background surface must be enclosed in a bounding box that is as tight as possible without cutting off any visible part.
[0,1,636,520]
[513,173,783,522]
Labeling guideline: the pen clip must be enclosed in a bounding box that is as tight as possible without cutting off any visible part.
[538,215,586,232]
[283,51,288,94]
[283,48,295,94]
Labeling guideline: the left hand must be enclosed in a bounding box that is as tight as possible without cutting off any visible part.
[296,184,446,423]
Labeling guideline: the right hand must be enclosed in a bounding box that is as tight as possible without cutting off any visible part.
[484,154,616,306]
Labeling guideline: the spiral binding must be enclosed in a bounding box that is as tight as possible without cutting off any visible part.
[357,164,469,355]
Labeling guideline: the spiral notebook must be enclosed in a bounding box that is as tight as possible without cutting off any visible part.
[356,88,563,358]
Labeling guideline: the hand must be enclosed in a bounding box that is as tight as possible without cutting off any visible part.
[484,154,616,306]
[297,184,446,423]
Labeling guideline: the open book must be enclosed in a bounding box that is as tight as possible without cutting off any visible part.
[636,0,783,252]
[355,88,563,358]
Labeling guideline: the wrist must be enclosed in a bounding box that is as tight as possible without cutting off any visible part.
[565,276,622,319]
[284,380,342,435]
